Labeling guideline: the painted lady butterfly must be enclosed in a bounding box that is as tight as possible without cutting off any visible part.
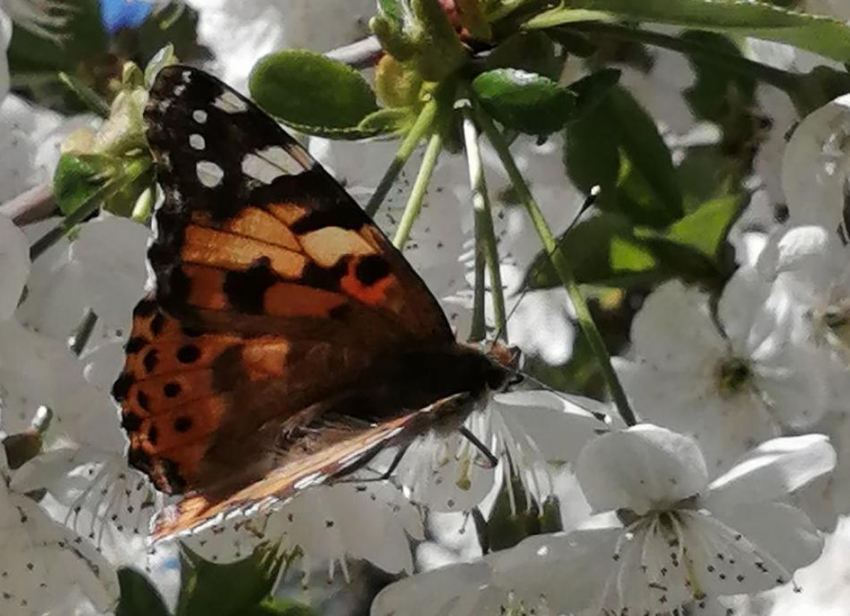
[112,66,516,539]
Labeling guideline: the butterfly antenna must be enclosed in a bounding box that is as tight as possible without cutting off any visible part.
[488,186,600,347]
[515,371,611,424]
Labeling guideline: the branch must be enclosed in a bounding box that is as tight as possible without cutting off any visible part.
[324,35,383,69]
[0,183,56,225]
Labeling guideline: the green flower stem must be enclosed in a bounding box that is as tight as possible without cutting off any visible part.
[556,22,798,94]
[29,163,149,261]
[470,232,487,342]
[391,128,444,249]
[475,107,637,427]
[462,107,508,343]
[365,98,438,217]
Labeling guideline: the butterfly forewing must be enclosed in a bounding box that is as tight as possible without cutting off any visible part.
[114,66,512,537]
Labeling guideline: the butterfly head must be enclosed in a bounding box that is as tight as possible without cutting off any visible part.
[478,340,522,392]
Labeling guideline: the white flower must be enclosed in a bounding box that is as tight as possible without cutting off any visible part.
[0,448,119,616]
[0,96,94,204]
[0,7,9,103]
[781,94,850,231]
[393,426,832,616]
[181,481,424,583]
[394,390,606,513]
[758,225,850,356]
[0,214,28,322]
[69,216,151,334]
[186,0,375,93]
[617,277,829,471]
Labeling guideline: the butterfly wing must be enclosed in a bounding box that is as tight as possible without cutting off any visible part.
[115,66,456,496]
[153,393,472,538]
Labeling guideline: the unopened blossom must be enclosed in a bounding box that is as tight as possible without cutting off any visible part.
[376,426,834,616]
[616,276,829,471]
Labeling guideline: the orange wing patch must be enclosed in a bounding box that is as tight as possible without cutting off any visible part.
[114,299,294,493]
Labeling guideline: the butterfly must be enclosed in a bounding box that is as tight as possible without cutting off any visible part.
[112,65,516,539]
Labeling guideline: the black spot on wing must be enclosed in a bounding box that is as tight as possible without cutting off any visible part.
[222,257,277,314]
[164,382,181,398]
[177,344,201,364]
[355,255,390,286]
[112,373,134,402]
[121,411,143,432]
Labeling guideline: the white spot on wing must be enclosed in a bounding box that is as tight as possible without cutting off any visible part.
[192,109,208,123]
[174,85,186,96]
[181,70,192,82]
[189,134,205,150]
[241,145,307,184]
[213,91,248,113]
[294,472,325,490]
[196,161,224,188]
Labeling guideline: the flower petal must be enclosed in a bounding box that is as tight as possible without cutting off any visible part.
[490,527,620,615]
[371,560,499,616]
[630,281,727,373]
[70,217,150,332]
[782,94,850,229]
[576,425,708,515]
[710,502,823,577]
[705,434,836,509]
[489,390,605,463]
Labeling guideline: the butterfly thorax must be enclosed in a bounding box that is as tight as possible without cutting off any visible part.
[337,341,513,422]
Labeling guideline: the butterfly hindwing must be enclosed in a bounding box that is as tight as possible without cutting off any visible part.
[153,394,473,538]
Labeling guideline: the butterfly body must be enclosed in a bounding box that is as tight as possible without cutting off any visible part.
[113,65,513,538]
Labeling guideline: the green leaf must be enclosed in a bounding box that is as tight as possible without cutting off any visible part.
[485,31,561,79]
[7,0,107,74]
[116,568,171,616]
[53,154,112,217]
[606,87,683,219]
[663,194,742,258]
[568,68,621,119]
[473,68,576,135]
[176,544,284,616]
[378,0,404,23]
[250,51,380,135]
[564,86,682,226]
[681,31,757,126]
[58,72,110,117]
[243,599,319,616]
[525,213,657,288]
[525,0,850,63]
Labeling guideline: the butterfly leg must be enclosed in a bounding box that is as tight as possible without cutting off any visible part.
[458,426,499,469]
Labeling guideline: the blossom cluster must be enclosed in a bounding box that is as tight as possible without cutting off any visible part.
[1,1,850,616]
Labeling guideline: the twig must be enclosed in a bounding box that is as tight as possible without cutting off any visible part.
[324,35,383,69]
[1,183,56,225]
